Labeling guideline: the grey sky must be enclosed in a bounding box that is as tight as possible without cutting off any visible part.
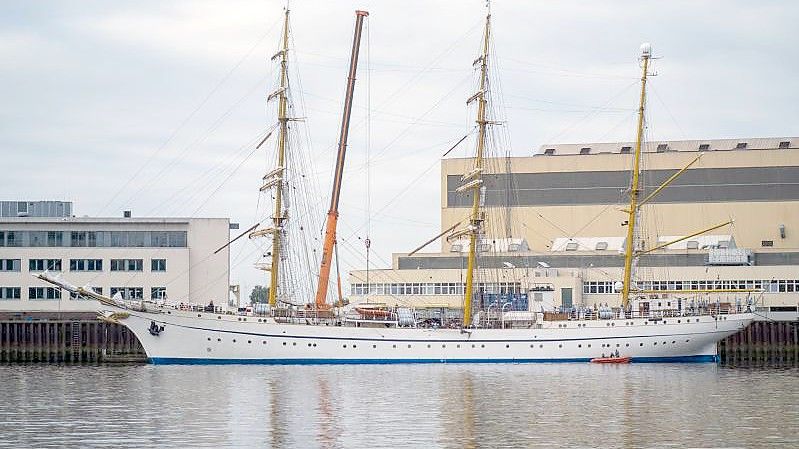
[2,1,796,298]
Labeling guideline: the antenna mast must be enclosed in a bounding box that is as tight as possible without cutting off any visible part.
[315,10,369,307]
[620,43,652,310]
[462,7,492,328]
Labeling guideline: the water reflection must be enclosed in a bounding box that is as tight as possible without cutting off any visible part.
[0,364,796,448]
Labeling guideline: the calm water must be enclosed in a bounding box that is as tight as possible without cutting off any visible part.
[1,364,797,448]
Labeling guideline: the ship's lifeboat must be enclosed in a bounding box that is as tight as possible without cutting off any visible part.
[590,356,631,364]
[355,307,393,319]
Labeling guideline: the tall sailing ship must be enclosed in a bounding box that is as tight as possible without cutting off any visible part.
[39,6,754,364]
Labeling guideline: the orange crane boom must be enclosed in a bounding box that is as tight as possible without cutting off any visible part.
[315,10,369,307]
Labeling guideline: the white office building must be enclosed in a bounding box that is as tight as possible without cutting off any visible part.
[0,201,230,309]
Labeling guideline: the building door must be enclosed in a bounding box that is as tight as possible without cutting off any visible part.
[561,288,573,309]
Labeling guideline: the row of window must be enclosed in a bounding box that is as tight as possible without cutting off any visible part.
[0,258,166,272]
[351,282,522,296]
[542,141,792,155]
[0,230,187,248]
[0,286,167,300]
[583,279,799,294]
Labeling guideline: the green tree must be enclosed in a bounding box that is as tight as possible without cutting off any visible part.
[249,285,269,304]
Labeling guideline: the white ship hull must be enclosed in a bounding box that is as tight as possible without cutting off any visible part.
[109,307,754,364]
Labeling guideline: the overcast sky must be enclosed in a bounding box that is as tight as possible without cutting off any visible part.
[2,1,796,298]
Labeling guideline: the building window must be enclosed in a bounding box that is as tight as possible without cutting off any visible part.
[0,231,3,247]
[620,146,632,154]
[5,231,21,247]
[579,147,591,155]
[0,287,21,299]
[29,287,61,300]
[70,231,98,247]
[735,142,748,149]
[110,259,143,272]
[656,143,669,152]
[761,240,774,247]
[543,148,555,155]
[29,259,62,271]
[0,259,21,272]
[698,143,710,151]
[151,287,167,300]
[69,259,103,272]
[779,141,790,149]
[151,259,167,272]
[110,287,143,300]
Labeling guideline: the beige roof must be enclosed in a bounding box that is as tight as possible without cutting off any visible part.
[536,137,797,156]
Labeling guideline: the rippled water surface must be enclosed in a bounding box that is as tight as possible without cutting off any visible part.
[1,364,797,448]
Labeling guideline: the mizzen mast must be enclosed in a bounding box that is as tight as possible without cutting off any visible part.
[462,9,492,328]
[620,43,652,310]
[314,10,369,307]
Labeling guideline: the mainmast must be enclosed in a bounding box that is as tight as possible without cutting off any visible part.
[620,43,652,310]
[462,9,492,328]
[314,10,369,307]
[267,8,291,307]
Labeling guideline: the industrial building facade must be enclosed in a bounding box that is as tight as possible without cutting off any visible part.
[0,202,230,309]
[349,137,799,311]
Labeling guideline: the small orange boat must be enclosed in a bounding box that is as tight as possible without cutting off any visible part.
[590,356,631,364]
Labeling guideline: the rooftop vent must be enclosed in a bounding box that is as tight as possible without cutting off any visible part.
[656,143,669,152]
[123,210,132,218]
[579,147,591,155]
[735,142,748,149]
[620,146,632,154]
[543,148,555,155]
[565,241,579,251]
[686,240,699,250]
[595,241,608,251]
[779,141,790,149]
[698,143,710,151]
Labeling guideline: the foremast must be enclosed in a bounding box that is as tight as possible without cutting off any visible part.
[267,8,291,307]
[462,9,492,328]
[620,44,651,310]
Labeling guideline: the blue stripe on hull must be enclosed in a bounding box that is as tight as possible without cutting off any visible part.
[149,355,717,365]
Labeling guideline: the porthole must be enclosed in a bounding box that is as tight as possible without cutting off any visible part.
[292,342,297,346]
[262,341,266,344]
[392,344,397,348]
[481,344,485,348]
[217,338,221,342]
[654,342,657,345]
[611,323,615,326]
[695,319,699,323]
[232,339,236,343]
[578,344,582,348]
[663,320,667,324]
[625,343,629,347]
[168,311,171,315]
[352,344,356,348]
[677,320,681,323]
[248,340,252,344]
[472,344,476,348]
[663,342,666,345]
[685,339,690,342]
[237,318,241,322]
[558,344,562,348]
[198,314,202,318]
[616,344,620,347]
[408,344,412,348]
[258,319,262,323]
[606,323,610,327]
[672,341,676,344]
[456,344,460,348]
[505,344,510,348]
[587,344,592,348]
[539,344,543,348]
[308,343,312,347]
[343,344,347,348]
[427,344,431,348]
[282,342,286,346]
[530,344,534,348]
[442,344,446,348]
[243,318,247,321]
[639,343,644,347]
[373,345,377,349]
[207,337,211,341]
[312,343,317,347]
[218,316,221,319]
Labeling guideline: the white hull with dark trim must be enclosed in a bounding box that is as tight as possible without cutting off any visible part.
[108,307,754,364]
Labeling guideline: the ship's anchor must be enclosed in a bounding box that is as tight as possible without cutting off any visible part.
[149,321,164,336]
